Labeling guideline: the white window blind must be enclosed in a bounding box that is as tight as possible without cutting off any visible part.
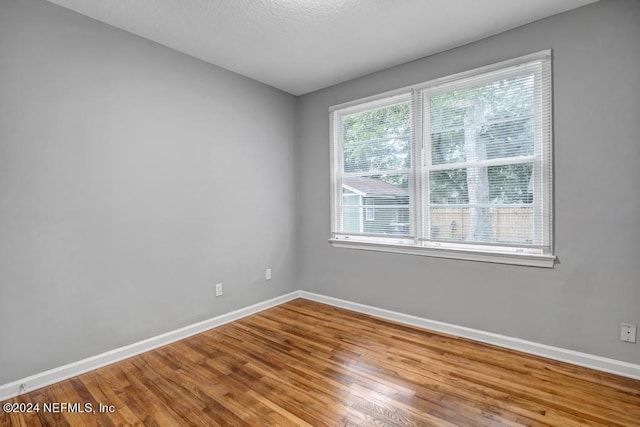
[330,51,554,267]
[334,93,413,239]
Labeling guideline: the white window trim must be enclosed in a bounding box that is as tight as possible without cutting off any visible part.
[329,50,555,268]
[329,238,556,268]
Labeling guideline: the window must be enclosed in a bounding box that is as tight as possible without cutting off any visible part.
[330,51,555,267]
[365,199,375,221]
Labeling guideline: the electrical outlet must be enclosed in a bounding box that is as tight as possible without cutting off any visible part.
[266,268,271,280]
[621,323,636,343]
[215,283,223,297]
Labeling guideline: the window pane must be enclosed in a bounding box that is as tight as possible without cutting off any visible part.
[430,164,533,205]
[341,175,410,235]
[487,163,533,203]
[430,168,468,204]
[342,102,411,173]
[429,206,534,244]
[341,193,361,233]
[428,164,533,243]
[484,117,534,159]
[429,73,535,166]
[431,129,465,165]
[343,136,411,173]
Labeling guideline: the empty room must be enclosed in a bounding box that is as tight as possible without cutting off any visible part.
[1,0,639,425]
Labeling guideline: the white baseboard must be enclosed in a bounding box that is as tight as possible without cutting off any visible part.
[3,289,638,402]
[0,291,300,402]
[299,291,640,380]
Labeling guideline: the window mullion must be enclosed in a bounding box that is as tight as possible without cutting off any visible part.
[421,90,432,244]
[429,155,536,172]
[343,169,412,177]
[410,89,423,244]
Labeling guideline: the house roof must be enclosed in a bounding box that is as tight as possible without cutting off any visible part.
[343,177,409,198]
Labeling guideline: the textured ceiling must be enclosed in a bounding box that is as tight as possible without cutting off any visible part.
[45,0,598,95]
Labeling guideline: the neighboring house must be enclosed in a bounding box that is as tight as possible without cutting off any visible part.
[342,177,409,235]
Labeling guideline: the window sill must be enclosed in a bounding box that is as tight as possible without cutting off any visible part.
[329,238,556,268]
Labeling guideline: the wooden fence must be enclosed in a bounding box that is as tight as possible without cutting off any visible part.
[429,207,533,243]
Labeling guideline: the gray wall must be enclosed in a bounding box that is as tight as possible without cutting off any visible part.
[0,0,297,384]
[297,0,640,364]
[1,0,638,387]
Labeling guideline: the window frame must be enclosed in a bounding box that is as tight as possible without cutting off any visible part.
[329,51,555,268]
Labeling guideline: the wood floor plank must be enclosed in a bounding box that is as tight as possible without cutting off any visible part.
[2,298,639,426]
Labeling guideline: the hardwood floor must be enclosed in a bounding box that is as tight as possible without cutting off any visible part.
[2,298,639,426]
